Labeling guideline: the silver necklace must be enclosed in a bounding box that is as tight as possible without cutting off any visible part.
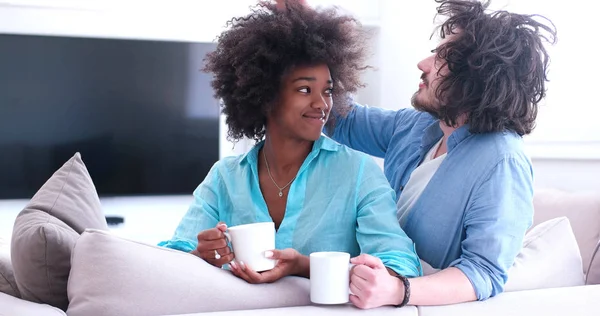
[263,149,297,198]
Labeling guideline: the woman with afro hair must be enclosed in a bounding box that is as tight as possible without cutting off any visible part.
[159,0,421,307]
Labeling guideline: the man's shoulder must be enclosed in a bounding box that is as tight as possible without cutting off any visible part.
[468,131,530,164]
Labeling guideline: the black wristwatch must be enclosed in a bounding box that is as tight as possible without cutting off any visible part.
[396,274,411,307]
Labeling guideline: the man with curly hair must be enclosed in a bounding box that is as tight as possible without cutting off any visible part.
[306,0,555,308]
[159,0,421,305]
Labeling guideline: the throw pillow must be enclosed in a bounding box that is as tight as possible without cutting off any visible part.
[586,241,600,285]
[0,237,20,298]
[533,189,600,276]
[504,217,585,292]
[11,152,108,310]
[67,229,311,316]
[11,211,78,309]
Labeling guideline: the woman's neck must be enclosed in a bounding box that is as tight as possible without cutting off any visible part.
[261,133,313,178]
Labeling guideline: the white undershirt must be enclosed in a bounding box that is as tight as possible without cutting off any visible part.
[397,139,446,226]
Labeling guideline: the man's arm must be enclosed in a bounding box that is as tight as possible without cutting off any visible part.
[406,267,476,305]
[354,155,533,307]
[329,103,412,158]
[448,156,533,301]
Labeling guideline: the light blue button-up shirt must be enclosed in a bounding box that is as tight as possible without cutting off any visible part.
[159,136,422,277]
[329,104,534,300]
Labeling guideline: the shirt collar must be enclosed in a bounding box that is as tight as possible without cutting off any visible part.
[240,135,340,166]
[421,120,473,153]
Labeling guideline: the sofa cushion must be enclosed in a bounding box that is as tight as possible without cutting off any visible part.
[587,241,600,285]
[19,152,107,234]
[0,292,66,316]
[418,284,600,316]
[533,189,600,275]
[68,229,311,316]
[10,153,108,310]
[11,211,79,310]
[504,217,585,292]
[0,236,20,298]
[188,305,419,316]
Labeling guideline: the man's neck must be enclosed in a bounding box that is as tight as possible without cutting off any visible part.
[435,117,465,158]
[262,133,313,177]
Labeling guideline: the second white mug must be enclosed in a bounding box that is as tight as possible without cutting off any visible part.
[310,251,352,304]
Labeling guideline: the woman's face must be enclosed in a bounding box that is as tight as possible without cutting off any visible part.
[267,64,333,142]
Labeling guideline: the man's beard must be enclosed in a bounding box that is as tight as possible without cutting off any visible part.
[411,90,441,119]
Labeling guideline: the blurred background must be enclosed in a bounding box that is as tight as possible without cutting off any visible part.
[0,0,598,243]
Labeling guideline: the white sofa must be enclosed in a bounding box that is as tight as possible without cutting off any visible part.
[1,188,599,316]
[1,152,599,316]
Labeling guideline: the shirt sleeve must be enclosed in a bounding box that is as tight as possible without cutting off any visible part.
[158,163,222,252]
[450,156,534,300]
[355,155,422,277]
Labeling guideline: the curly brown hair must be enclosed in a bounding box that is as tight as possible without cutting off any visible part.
[434,0,557,136]
[203,1,369,142]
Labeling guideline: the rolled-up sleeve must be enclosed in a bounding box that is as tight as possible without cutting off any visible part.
[355,156,422,277]
[158,163,222,252]
[450,156,533,300]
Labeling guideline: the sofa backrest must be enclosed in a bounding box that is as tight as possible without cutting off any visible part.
[532,189,600,279]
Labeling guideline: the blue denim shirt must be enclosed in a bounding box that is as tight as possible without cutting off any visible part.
[159,136,422,277]
[329,104,534,300]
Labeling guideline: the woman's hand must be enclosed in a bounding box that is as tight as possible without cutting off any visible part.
[190,222,234,268]
[349,254,406,309]
[230,248,309,283]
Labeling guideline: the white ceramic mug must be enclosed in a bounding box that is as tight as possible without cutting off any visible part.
[310,251,352,304]
[224,222,276,272]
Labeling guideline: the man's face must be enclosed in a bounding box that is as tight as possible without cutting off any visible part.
[411,33,457,118]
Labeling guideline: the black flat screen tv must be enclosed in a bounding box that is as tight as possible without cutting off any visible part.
[0,34,220,199]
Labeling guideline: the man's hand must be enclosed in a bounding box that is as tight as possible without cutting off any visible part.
[349,254,406,309]
[230,248,309,283]
[274,0,308,10]
[190,222,234,268]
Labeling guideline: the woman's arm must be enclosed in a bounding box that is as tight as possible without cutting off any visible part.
[354,155,421,277]
[158,163,223,252]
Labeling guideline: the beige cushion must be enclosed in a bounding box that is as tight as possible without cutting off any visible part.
[67,229,311,316]
[10,153,108,310]
[587,241,600,285]
[11,211,79,309]
[504,217,585,292]
[533,189,600,275]
[0,292,66,316]
[0,237,20,298]
[418,284,600,316]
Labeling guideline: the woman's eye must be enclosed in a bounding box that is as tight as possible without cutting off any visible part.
[298,87,310,93]
[325,88,334,95]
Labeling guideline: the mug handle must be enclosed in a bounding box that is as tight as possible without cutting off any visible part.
[223,231,234,262]
[215,231,232,261]
[348,263,356,296]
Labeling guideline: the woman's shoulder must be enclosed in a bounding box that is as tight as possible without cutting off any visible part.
[207,152,253,176]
